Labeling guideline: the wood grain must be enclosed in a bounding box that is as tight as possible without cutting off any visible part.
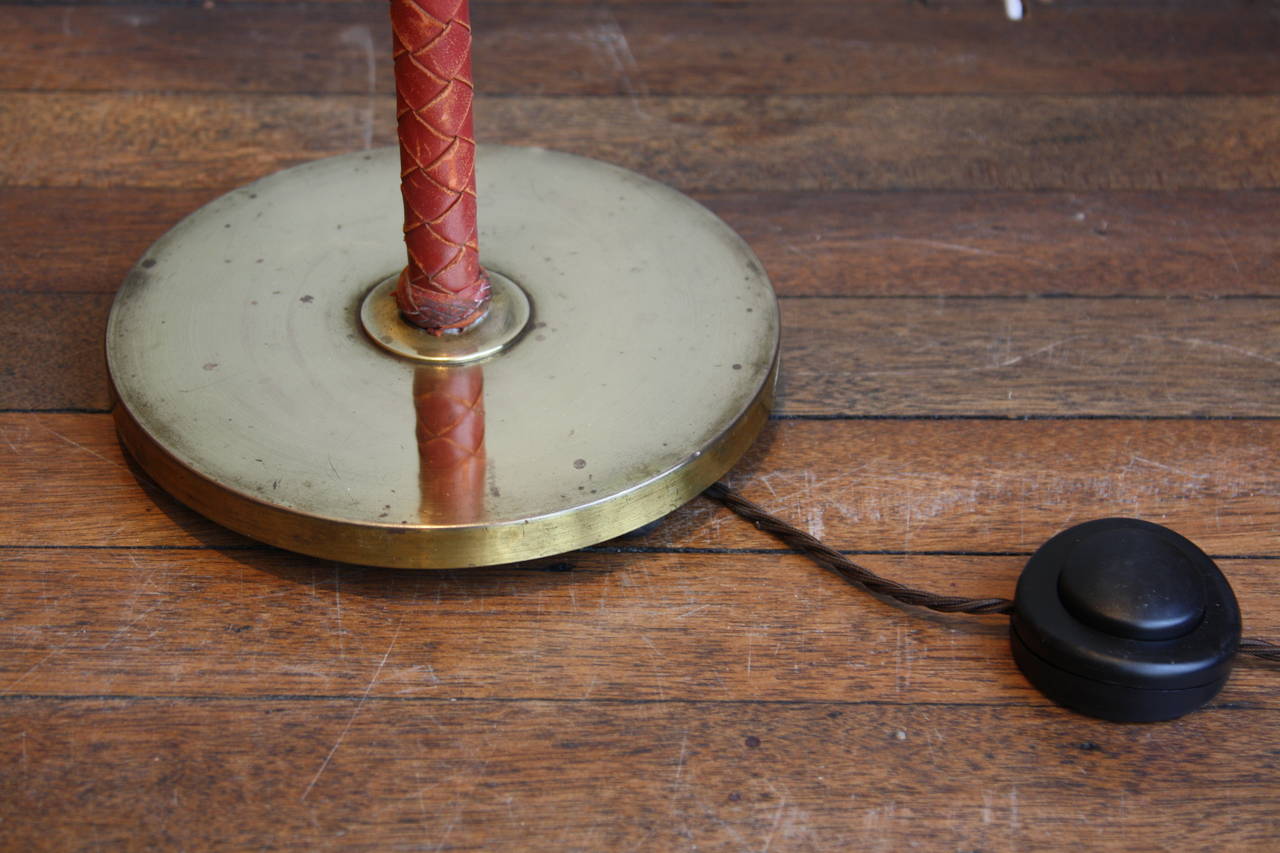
[8,188,1278,298]
[0,545,1277,705]
[0,188,220,296]
[716,190,1280,298]
[8,293,1279,416]
[6,414,1280,558]
[1,699,1278,851]
[4,93,1280,191]
[4,0,1280,849]
[780,297,1280,417]
[0,294,113,412]
[6,3,1277,96]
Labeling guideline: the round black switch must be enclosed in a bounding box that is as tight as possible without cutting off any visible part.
[1057,527,1204,641]
[1011,518,1240,723]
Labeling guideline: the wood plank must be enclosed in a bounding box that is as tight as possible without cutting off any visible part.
[5,0,1278,849]
[8,188,1279,298]
[0,548,1028,703]
[0,188,219,296]
[1,698,1278,851]
[4,93,1280,191]
[0,546,1276,706]
[5,414,1280,558]
[717,190,1280,298]
[9,293,1279,415]
[780,297,1280,417]
[0,294,114,412]
[6,4,1277,96]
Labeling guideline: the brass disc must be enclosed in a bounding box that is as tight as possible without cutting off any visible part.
[106,145,779,568]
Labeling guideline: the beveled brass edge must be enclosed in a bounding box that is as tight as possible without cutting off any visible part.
[106,354,778,570]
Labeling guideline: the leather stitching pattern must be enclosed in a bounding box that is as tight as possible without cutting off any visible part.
[391,0,491,334]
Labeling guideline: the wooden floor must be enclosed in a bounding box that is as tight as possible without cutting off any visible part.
[3,0,1280,849]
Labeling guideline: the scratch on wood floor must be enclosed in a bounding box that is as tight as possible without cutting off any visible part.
[1125,454,1209,480]
[413,767,432,829]
[986,336,1078,370]
[761,802,788,853]
[0,425,20,454]
[101,600,167,651]
[34,419,126,471]
[301,623,402,801]
[429,805,461,853]
[889,236,1005,258]
[799,335,1081,381]
[894,625,914,694]
[640,635,667,700]
[2,648,61,695]
[761,787,791,853]
[1211,225,1245,285]
[333,567,346,660]
[1136,334,1280,369]
[804,470,825,539]
[338,24,376,149]
[876,235,1049,267]
[420,663,441,686]
[578,7,648,106]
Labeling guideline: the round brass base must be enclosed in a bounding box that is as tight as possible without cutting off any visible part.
[106,145,779,568]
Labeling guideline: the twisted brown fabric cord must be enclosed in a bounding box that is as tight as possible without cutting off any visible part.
[706,483,1280,664]
[704,482,1014,615]
[1240,638,1280,662]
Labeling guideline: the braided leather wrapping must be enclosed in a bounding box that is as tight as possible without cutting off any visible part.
[414,366,485,522]
[391,0,491,334]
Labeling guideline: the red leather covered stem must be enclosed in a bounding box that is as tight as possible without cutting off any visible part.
[390,0,491,334]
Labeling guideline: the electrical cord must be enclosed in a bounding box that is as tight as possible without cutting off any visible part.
[705,481,1280,662]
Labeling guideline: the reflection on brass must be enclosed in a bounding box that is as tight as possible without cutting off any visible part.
[415,365,486,525]
[106,146,780,568]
